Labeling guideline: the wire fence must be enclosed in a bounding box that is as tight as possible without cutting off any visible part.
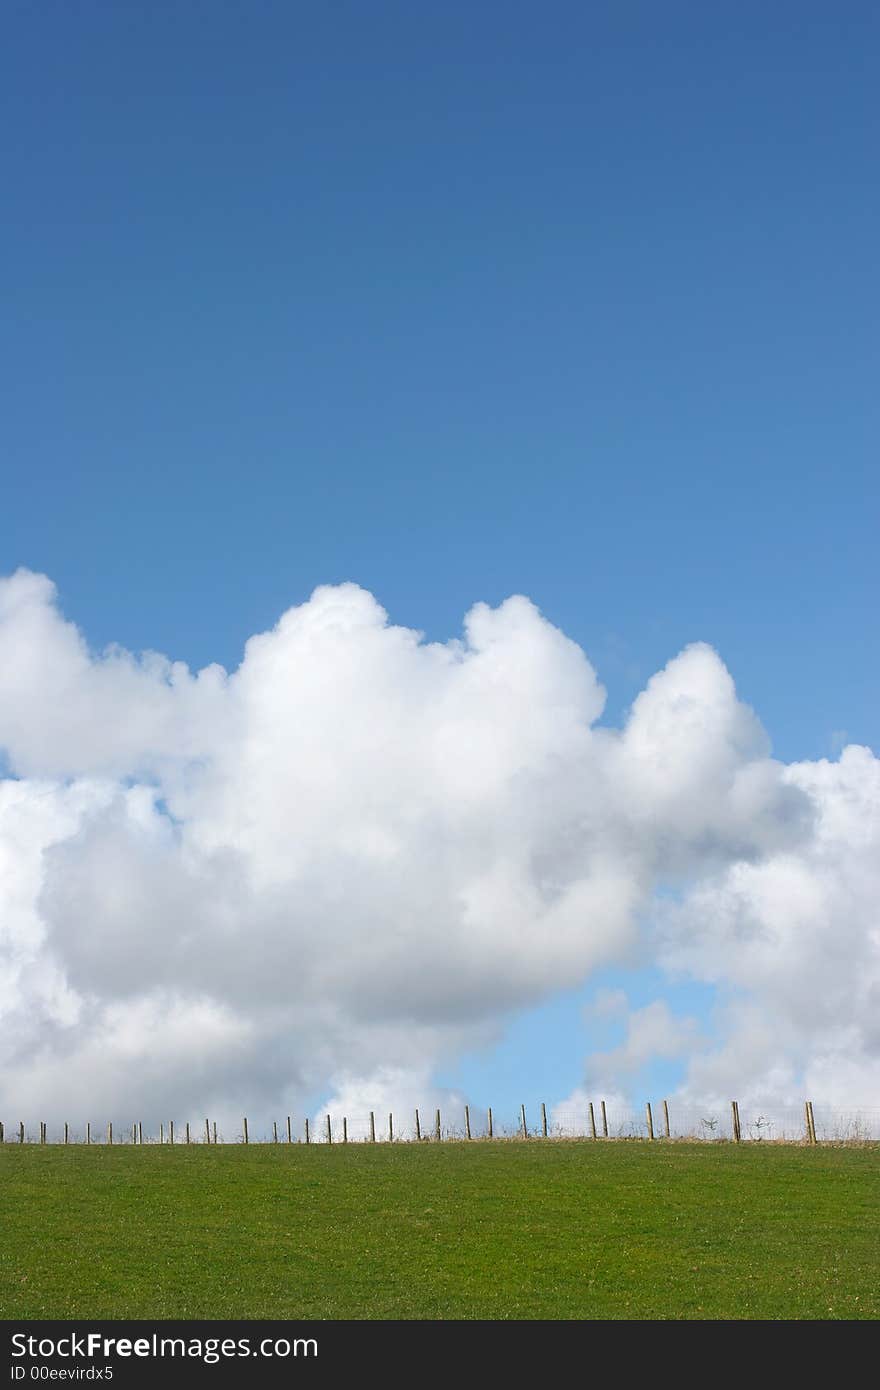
[2,1101,879,1146]
[547,1102,880,1143]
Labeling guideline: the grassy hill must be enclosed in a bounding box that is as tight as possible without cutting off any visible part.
[2,1140,877,1319]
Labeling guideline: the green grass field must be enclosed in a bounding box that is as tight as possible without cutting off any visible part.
[1,1141,877,1320]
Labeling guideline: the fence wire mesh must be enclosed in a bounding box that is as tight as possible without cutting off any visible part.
[3,1103,879,1145]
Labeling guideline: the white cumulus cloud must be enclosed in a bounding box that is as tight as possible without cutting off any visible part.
[0,568,876,1126]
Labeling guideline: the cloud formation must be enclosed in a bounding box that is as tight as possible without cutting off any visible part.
[0,569,877,1125]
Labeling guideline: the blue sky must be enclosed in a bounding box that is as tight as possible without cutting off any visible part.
[2,3,877,1121]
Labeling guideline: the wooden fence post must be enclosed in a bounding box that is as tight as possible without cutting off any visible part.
[343,1117,348,1144]
[369,1111,375,1143]
[40,1122,46,1145]
[139,1122,143,1146]
[273,1121,278,1143]
[107,1122,113,1146]
[589,1102,597,1139]
[806,1101,817,1144]
[601,1100,608,1138]
[304,1117,310,1145]
[465,1104,471,1139]
[731,1101,741,1142]
[170,1120,174,1146]
[435,1108,441,1142]
[663,1100,670,1139]
[415,1109,421,1141]
[0,1121,4,1144]
[804,1102,813,1144]
[159,1122,163,1145]
[287,1115,292,1143]
[327,1114,333,1145]
[185,1122,190,1145]
[213,1122,217,1145]
[387,1112,392,1143]
[241,1117,247,1145]
[520,1103,527,1138]
[206,1118,211,1145]
[645,1103,654,1140]
[487,1107,493,1139]
[20,1121,25,1145]
[541,1103,548,1138]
